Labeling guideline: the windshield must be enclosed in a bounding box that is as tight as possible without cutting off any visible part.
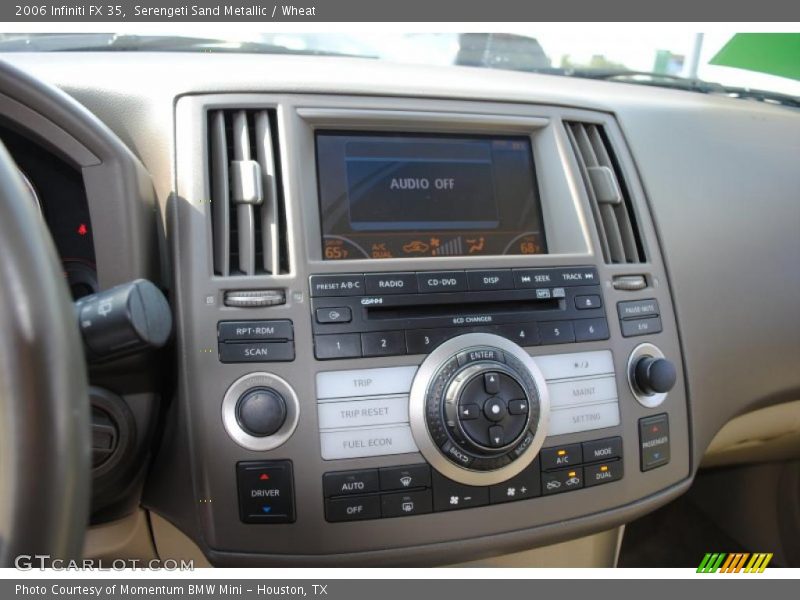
[1,30,798,99]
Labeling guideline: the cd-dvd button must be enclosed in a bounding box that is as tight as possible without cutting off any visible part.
[417,271,467,293]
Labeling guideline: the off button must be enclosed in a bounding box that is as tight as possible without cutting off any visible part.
[325,495,381,522]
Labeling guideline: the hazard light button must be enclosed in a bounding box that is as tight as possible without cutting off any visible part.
[237,460,295,523]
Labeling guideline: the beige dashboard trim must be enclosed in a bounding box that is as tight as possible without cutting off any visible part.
[702,400,800,468]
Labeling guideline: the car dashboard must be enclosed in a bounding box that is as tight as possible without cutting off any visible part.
[0,51,798,567]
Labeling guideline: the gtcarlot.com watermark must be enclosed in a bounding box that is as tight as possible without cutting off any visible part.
[14,555,194,571]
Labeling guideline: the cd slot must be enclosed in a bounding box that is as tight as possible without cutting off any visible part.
[366,297,560,320]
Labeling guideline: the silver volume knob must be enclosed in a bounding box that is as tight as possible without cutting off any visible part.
[409,333,550,486]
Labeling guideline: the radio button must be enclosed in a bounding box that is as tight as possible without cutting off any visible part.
[406,328,453,354]
[314,334,362,360]
[574,318,610,342]
[309,274,365,297]
[315,307,352,324]
[361,331,406,357]
[575,295,602,310]
[417,270,467,293]
[365,272,418,295]
[467,269,514,291]
[539,321,576,345]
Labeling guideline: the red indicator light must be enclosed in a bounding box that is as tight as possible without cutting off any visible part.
[77,223,88,236]
[651,426,660,433]
[259,473,270,481]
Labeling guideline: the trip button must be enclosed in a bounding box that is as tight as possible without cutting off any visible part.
[379,464,431,491]
[361,331,406,357]
[315,307,352,324]
[417,271,467,293]
[314,333,362,360]
[237,461,295,524]
[432,471,489,511]
[365,272,418,295]
[325,495,381,522]
[540,443,583,471]
[381,490,433,518]
[323,469,379,497]
[542,467,584,495]
[584,461,624,487]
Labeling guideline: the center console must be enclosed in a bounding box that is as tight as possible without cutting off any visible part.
[163,94,690,565]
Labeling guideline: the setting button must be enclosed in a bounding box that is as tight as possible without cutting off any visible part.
[315,307,352,324]
[237,461,295,524]
[323,469,379,497]
[540,443,583,470]
[325,495,381,522]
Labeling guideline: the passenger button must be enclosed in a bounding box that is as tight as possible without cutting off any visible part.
[365,272,418,295]
[361,331,406,357]
[584,461,624,487]
[582,437,623,463]
[381,490,433,518]
[314,333,362,360]
[417,271,467,293]
[237,461,295,523]
[574,318,610,342]
[621,316,663,337]
[315,307,352,324]
[323,469,379,497]
[467,269,514,291]
[325,495,381,522]
[539,321,575,344]
[542,467,584,495]
[639,413,670,471]
[575,295,602,310]
[432,471,489,511]
[379,464,431,491]
[540,443,583,471]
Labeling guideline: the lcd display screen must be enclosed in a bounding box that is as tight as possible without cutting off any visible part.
[316,132,547,259]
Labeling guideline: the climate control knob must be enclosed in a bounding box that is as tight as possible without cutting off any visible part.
[409,333,550,486]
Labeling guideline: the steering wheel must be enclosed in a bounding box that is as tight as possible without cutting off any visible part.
[0,139,90,566]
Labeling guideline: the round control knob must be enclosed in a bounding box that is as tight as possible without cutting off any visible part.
[236,387,287,437]
[409,333,550,486]
[634,356,677,395]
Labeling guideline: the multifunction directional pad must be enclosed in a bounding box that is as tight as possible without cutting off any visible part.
[457,371,529,450]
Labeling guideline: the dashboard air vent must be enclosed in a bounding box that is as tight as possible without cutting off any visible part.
[565,121,644,263]
[208,109,288,276]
